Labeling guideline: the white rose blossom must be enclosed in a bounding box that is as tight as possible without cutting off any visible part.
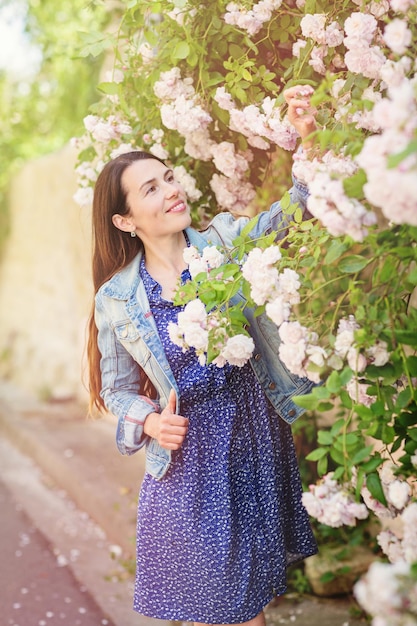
[383,18,413,55]
[302,472,369,527]
[217,334,255,367]
[354,561,416,623]
[73,186,93,208]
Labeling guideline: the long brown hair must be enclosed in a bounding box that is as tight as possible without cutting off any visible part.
[87,151,164,414]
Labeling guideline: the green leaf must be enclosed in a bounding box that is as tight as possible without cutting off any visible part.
[344,432,359,445]
[280,191,292,212]
[339,367,353,386]
[241,68,252,81]
[229,43,245,59]
[292,394,319,410]
[320,571,335,583]
[378,259,397,283]
[351,445,373,465]
[355,405,374,421]
[97,81,120,95]
[306,447,328,461]
[387,140,417,168]
[394,330,417,347]
[318,430,333,445]
[405,439,417,454]
[396,387,412,409]
[330,418,345,436]
[407,267,417,285]
[406,356,417,376]
[324,240,348,264]
[408,428,417,442]
[294,206,303,223]
[317,455,328,476]
[330,447,345,465]
[78,31,113,58]
[326,370,342,393]
[314,386,331,399]
[366,472,388,506]
[343,169,367,198]
[235,215,260,241]
[172,41,190,59]
[339,255,370,273]
[360,455,384,473]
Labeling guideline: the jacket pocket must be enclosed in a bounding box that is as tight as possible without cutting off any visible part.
[113,319,141,342]
[113,319,153,371]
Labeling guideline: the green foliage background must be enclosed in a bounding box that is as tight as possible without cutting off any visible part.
[0,0,109,250]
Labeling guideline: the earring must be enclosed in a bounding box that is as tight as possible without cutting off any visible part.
[130,230,136,238]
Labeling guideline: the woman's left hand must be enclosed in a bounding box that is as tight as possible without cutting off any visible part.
[284,84,317,143]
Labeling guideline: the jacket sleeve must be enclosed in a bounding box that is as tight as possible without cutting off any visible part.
[249,172,310,241]
[95,292,159,456]
[205,172,310,248]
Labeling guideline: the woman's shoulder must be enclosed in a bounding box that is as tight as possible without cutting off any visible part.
[97,252,142,301]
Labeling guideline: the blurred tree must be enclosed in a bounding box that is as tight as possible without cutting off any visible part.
[0,0,110,249]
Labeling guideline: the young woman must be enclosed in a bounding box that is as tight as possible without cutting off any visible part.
[88,85,318,626]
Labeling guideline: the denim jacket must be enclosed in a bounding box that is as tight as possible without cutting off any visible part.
[95,175,314,480]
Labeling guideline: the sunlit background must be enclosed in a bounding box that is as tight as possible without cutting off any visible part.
[0,2,41,79]
[0,0,108,401]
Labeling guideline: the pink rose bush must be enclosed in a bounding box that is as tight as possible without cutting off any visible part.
[73,1,417,619]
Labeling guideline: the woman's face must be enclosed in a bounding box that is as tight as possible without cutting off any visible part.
[114,158,191,241]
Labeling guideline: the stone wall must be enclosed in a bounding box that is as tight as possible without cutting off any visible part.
[0,144,93,401]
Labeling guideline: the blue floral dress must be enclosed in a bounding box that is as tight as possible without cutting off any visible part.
[133,260,317,624]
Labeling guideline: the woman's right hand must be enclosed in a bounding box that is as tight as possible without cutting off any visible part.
[144,389,189,450]
[284,84,317,145]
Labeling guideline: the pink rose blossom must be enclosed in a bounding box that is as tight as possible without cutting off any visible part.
[138,42,154,64]
[292,39,307,58]
[383,18,412,55]
[300,13,327,44]
[344,12,378,47]
[184,130,214,161]
[153,67,195,101]
[173,166,202,202]
[214,87,235,111]
[160,96,212,135]
[390,0,416,12]
[346,378,375,406]
[344,45,386,79]
[309,45,327,75]
[210,142,250,178]
[209,173,256,213]
[325,22,344,47]
[387,480,411,510]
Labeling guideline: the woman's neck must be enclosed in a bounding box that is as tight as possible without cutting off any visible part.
[143,231,188,300]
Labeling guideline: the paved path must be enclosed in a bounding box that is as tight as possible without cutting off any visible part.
[0,476,116,626]
[0,380,366,626]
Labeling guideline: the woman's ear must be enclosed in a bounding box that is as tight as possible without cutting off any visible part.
[112,213,134,233]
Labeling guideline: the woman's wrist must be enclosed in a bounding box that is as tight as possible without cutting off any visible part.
[143,412,160,439]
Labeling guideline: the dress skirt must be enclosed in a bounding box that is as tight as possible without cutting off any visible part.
[133,264,317,624]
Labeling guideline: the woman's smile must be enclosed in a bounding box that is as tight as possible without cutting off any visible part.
[167,200,187,213]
